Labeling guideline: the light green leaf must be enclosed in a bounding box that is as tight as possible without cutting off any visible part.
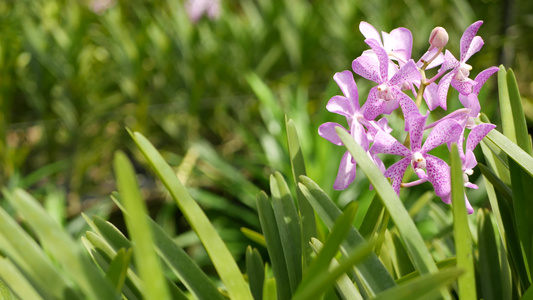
[450,143,476,300]
[298,177,396,295]
[257,191,292,300]
[295,201,358,299]
[0,257,43,300]
[246,246,265,300]
[114,151,171,300]
[270,172,302,293]
[105,248,133,294]
[131,132,253,300]
[286,117,317,267]
[10,189,117,300]
[309,239,363,300]
[335,128,439,276]
[241,227,267,247]
[372,268,464,300]
[477,209,503,300]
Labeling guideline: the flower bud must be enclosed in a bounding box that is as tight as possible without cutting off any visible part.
[428,27,449,49]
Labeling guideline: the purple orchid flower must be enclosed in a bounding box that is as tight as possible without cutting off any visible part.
[370,111,463,200]
[352,39,421,121]
[319,71,376,189]
[439,123,496,214]
[436,21,486,109]
[359,22,413,67]
[185,0,220,23]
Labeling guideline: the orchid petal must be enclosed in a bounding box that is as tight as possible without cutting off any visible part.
[333,70,360,109]
[396,91,418,131]
[466,123,496,151]
[407,111,428,152]
[318,122,345,146]
[462,36,484,62]
[359,22,382,45]
[473,66,499,95]
[439,50,460,73]
[389,60,421,87]
[464,150,478,170]
[365,38,390,82]
[384,157,411,195]
[464,196,474,214]
[465,182,478,190]
[326,95,355,117]
[352,55,382,83]
[371,131,411,156]
[425,154,451,197]
[460,21,483,61]
[451,77,476,95]
[351,120,370,151]
[383,27,413,64]
[422,119,463,153]
[362,87,385,120]
[437,71,455,110]
[333,151,357,190]
[423,82,442,111]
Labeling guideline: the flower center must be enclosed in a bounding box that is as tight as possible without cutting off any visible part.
[411,152,426,170]
[377,83,394,101]
[455,63,472,81]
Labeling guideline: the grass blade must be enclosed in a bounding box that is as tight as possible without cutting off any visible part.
[114,151,171,300]
[246,246,265,300]
[477,209,503,300]
[298,176,396,295]
[372,268,464,300]
[257,191,292,300]
[131,131,253,300]
[0,257,43,300]
[335,128,439,276]
[450,143,476,300]
[270,172,302,293]
[286,117,317,266]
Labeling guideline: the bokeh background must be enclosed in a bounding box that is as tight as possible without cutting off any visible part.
[1,0,532,267]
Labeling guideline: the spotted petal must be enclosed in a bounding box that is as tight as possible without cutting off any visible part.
[460,21,483,61]
[425,154,451,197]
[436,71,455,110]
[327,95,356,117]
[389,60,421,87]
[333,70,360,109]
[422,119,463,153]
[371,131,411,157]
[473,66,499,95]
[352,55,382,84]
[318,122,346,146]
[333,151,357,190]
[384,157,411,195]
[365,38,390,82]
[462,36,484,62]
[466,123,496,152]
[383,27,413,65]
[362,87,385,120]
[407,111,428,152]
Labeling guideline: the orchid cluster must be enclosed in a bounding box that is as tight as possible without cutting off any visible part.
[319,21,499,214]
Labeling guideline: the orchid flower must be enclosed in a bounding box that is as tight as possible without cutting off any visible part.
[439,123,496,214]
[185,0,220,23]
[436,21,486,108]
[318,71,385,189]
[370,111,463,200]
[359,21,413,67]
[352,39,420,121]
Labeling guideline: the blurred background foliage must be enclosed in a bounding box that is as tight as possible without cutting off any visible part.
[0,0,532,268]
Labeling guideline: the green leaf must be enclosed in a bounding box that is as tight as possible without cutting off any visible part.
[450,143,476,300]
[335,128,440,276]
[0,257,43,300]
[105,248,133,294]
[114,151,171,300]
[270,172,302,293]
[309,239,363,300]
[241,227,267,247]
[358,194,384,240]
[506,68,532,155]
[0,201,78,300]
[286,117,317,266]
[395,257,457,284]
[295,201,358,299]
[298,176,396,295]
[10,189,117,299]
[485,127,533,178]
[477,209,503,300]
[131,132,254,300]
[293,236,375,300]
[372,268,464,300]
[246,246,265,300]
[257,191,292,300]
